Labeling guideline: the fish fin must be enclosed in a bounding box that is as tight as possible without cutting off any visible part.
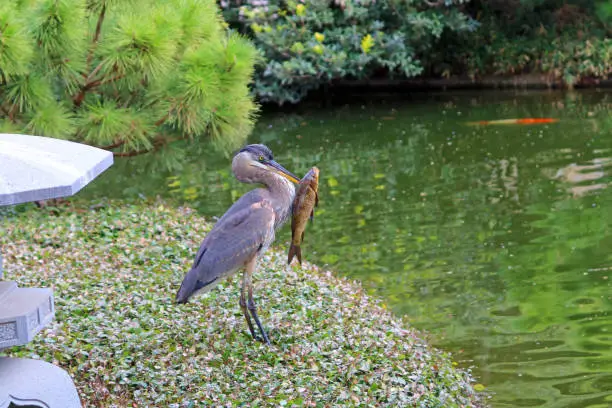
[309,209,314,223]
[315,191,319,207]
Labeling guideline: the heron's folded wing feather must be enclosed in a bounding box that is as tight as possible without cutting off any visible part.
[191,202,276,282]
[190,190,265,270]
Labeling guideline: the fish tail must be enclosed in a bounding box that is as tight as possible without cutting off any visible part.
[287,243,302,266]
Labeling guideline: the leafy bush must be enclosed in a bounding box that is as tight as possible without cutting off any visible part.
[541,37,612,86]
[220,0,477,104]
[444,28,612,86]
[0,0,258,164]
[429,0,612,84]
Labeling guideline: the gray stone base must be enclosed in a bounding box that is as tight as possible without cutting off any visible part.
[0,357,82,408]
[0,283,54,350]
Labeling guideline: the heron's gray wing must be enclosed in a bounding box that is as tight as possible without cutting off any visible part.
[176,201,276,302]
[189,189,266,269]
[196,201,275,274]
[214,189,266,226]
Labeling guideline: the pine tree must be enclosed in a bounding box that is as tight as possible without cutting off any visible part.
[0,0,259,165]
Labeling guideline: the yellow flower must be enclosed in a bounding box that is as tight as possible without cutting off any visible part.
[361,34,374,54]
[251,23,263,33]
[312,44,324,55]
[314,32,325,43]
[290,42,305,54]
[296,3,305,16]
[473,384,486,392]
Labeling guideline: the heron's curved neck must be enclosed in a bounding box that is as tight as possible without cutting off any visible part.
[261,172,295,226]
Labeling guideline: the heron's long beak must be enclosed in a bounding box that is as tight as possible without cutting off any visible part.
[266,160,300,184]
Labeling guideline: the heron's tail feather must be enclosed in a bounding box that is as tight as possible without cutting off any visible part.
[175,268,218,304]
[287,243,302,265]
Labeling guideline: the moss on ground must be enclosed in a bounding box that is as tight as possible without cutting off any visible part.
[2,200,485,407]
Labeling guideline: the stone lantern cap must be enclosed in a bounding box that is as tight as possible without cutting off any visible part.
[0,133,113,206]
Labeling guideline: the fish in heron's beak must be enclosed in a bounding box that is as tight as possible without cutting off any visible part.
[265,160,301,184]
[288,166,320,266]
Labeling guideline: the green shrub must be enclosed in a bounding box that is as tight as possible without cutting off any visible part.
[442,26,612,86]
[0,0,258,164]
[429,0,612,84]
[220,0,477,105]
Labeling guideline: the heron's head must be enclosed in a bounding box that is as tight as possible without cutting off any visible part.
[232,144,300,185]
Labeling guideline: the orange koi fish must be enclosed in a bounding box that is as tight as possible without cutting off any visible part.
[468,118,559,126]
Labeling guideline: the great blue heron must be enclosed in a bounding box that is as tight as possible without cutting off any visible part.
[175,144,300,344]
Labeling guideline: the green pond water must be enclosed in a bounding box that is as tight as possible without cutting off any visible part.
[84,90,612,407]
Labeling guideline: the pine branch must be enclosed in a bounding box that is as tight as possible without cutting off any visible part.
[112,135,166,157]
[122,89,140,108]
[73,73,125,107]
[98,74,125,86]
[7,104,17,122]
[86,62,105,83]
[155,112,170,127]
[74,4,110,107]
[85,4,107,76]
[72,87,88,107]
[114,147,155,157]
[154,100,182,126]
[112,133,188,157]
[99,140,126,150]
[0,105,14,122]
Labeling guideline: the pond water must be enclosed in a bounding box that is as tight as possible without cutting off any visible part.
[84,90,612,407]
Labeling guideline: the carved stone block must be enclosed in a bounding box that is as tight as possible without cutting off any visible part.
[0,283,54,350]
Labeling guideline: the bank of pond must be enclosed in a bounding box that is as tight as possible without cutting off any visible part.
[2,201,485,407]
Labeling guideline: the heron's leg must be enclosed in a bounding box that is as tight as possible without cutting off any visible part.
[245,257,271,345]
[240,269,257,339]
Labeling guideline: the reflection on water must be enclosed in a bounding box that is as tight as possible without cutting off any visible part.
[551,156,612,198]
[486,157,520,204]
[83,90,612,407]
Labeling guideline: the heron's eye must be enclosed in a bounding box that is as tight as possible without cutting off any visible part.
[258,155,265,162]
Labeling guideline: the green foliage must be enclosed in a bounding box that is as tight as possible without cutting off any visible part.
[595,0,612,29]
[428,0,612,84]
[541,36,612,86]
[444,28,612,86]
[219,0,610,103]
[0,0,258,164]
[220,0,477,104]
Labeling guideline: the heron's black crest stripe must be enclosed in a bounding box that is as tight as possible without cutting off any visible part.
[194,277,218,292]
[194,248,207,268]
[238,144,273,160]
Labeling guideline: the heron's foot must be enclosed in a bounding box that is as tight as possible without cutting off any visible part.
[248,302,271,345]
[239,296,257,340]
